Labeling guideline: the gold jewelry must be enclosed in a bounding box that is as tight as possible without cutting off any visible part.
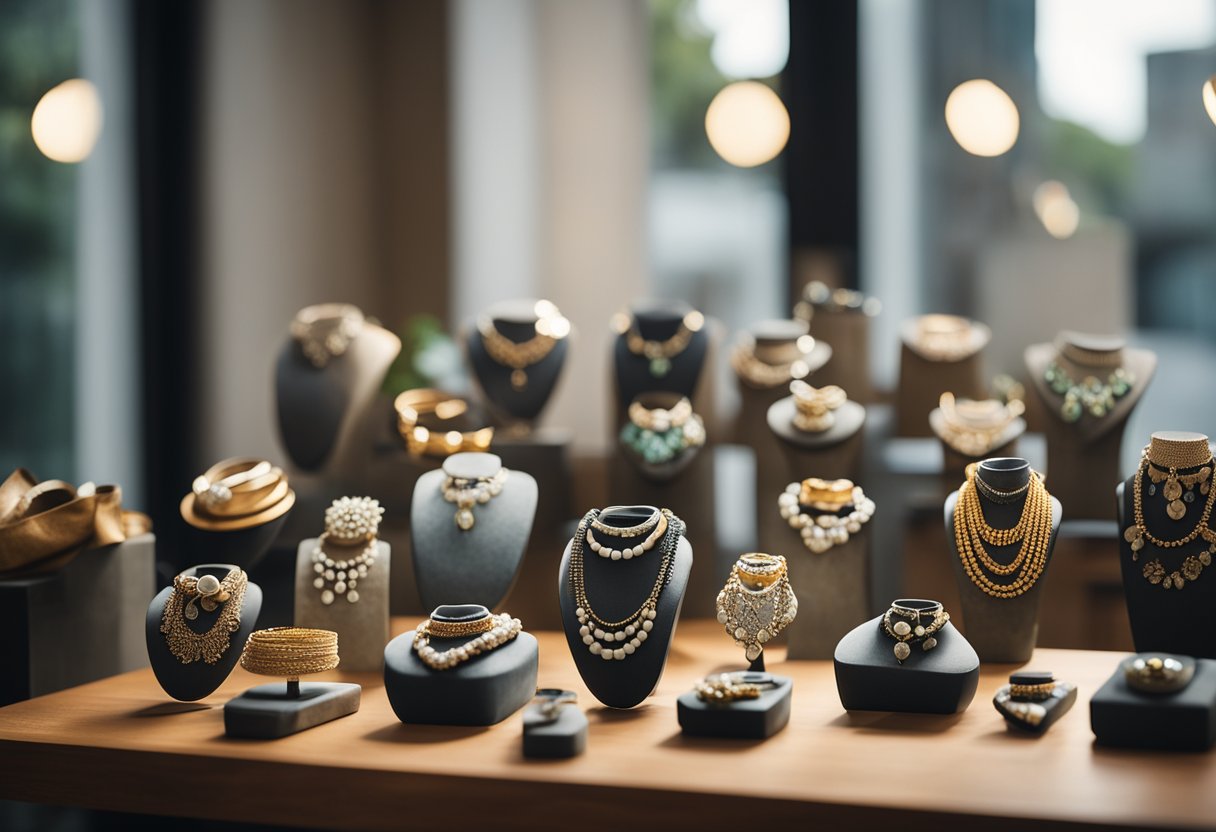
[1141,438,1214,522]
[730,334,817,389]
[715,554,797,662]
[0,469,151,577]
[613,309,704,378]
[793,281,882,322]
[937,392,1025,457]
[160,568,248,664]
[1122,655,1195,694]
[239,627,339,678]
[695,671,779,704]
[973,467,1043,504]
[880,600,949,663]
[789,380,848,432]
[909,314,979,362]
[953,463,1053,598]
[426,609,497,638]
[442,467,507,531]
[412,612,522,670]
[1043,339,1134,423]
[569,508,685,662]
[994,673,1075,728]
[477,300,570,391]
[290,303,364,368]
[1009,681,1056,700]
[530,688,578,723]
[180,458,295,532]
[1125,449,1216,554]
[778,479,876,554]
[311,497,384,605]
[394,389,494,458]
[620,395,706,465]
[1125,443,1216,590]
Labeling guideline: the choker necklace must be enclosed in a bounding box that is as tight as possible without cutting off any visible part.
[909,314,980,362]
[442,468,507,531]
[974,467,1043,504]
[880,600,949,663]
[937,392,1025,457]
[1124,445,1216,590]
[569,507,685,662]
[730,334,816,389]
[160,568,248,664]
[412,611,522,671]
[477,301,570,391]
[954,463,1053,598]
[1043,342,1134,422]
[290,304,364,369]
[613,309,704,378]
[586,507,668,559]
[311,496,384,605]
[778,478,876,554]
[1139,442,1213,522]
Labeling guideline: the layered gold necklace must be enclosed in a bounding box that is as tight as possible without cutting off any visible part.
[953,464,1053,598]
[477,301,569,391]
[1124,442,1216,590]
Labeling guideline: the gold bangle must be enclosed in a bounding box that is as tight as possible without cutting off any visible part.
[1009,682,1056,700]
[240,627,340,678]
[180,458,295,531]
[799,477,855,510]
[735,552,787,590]
[394,389,494,458]
[426,610,496,638]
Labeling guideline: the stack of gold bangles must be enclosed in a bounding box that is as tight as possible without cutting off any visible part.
[790,380,848,433]
[180,458,295,531]
[394,389,494,458]
[936,392,1025,457]
[240,628,340,679]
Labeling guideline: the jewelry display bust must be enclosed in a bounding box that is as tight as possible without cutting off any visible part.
[895,314,990,437]
[410,452,537,613]
[146,563,263,702]
[558,505,693,708]
[833,598,980,714]
[466,298,571,426]
[944,458,1062,663]
[611,299,712,417]
[383,604,539,726]
[1117,432,1216,659]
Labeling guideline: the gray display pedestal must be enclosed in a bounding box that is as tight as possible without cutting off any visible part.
[294,539,390,672]
[895,336,988,438]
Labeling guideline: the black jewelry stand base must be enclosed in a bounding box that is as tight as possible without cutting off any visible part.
[677,676,792,739]
[996,686,1077,735]
[223,681,361,739]
[522,705,588,759]
[1090,659,1216,751]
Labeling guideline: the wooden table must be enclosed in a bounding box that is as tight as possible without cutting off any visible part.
[0,619,1213,831]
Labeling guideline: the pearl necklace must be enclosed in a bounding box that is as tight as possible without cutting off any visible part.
[569,508,684,662]
[778,482,876,553]
[311,496,384,605]
[442,468,507,531]
[585,509,668,559]
[412,613,522,671]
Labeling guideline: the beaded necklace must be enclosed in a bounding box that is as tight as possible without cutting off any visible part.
[953,464,1053,598]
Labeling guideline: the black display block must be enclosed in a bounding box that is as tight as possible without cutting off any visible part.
[1090,658,1216,751]
[677,676,793,739]
[223,681,361,739]
[522,704,588,759]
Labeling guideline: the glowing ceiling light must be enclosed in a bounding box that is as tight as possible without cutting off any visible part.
[1204,75,1216,127]
[705,81,790,168]
[1033,180,1080,240]
[31,78,103,163]
[944,79,1019,157]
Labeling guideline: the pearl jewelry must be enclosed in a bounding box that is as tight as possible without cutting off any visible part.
[442,468,508,531]
[778,481,876,554]
[312,496,383,606]
[412,612,522,670]
[584,511,668,560]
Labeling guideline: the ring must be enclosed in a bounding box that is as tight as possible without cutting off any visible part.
[1122,654,1195,694]
[530,688,578,724]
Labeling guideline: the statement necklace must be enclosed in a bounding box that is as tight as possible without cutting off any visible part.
[442,468,507,531]
[1043,355,1133,423]
[569,508,685,662]
[953,464,1053,599]
[614,310,704,378]
[729,334,815,389]
[160,568,248,664]
[311,496,384,605]
[778,478,875,554]
[1124,449,1216,590]
[715,553,797,662]
[477,301,569,391]
[880,600,948,664]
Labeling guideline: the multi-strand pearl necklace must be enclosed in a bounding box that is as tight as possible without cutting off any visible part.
[311,496,384,605]
[778,481,876,554]
[442,468,508,531]
[569,507,684,662]
[585,507,668,559]
[412,612,522,671]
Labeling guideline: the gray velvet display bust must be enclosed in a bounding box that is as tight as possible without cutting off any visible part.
[410,453,536,612]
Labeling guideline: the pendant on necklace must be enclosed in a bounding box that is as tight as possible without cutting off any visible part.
[649,357,671,377]
[510,369,528,390]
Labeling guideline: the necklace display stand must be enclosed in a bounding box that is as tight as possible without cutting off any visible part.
[895,317,990,437]
[558,506,692,708]
[833,601,980,714]
[1090,655,1216,751]
[766,396,866,483]
[182,511,292,573]
[410,453,536,613]
[146,563,263,702]
[294,538,390,672]
[944,458,1061,663]
[1116,432,1216,659]
[1025,333,1156,521]
[929,405,1025,480]
[224,678,361,739]
[383,604,538,726]
[466,299,569,426]
[796,294,876,403]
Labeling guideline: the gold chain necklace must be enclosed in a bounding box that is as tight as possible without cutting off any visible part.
[160,568,248,664]
[729,336,814,389]
[1125,455,1216,552]
[953,464,1053,598]
[477,313,565,391]
[615,310,704,378]
[1124,450,1216,589]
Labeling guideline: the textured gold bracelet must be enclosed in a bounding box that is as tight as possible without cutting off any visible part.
[240,627,340,678]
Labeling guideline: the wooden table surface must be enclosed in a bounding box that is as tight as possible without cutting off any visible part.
[0,618,1213,832]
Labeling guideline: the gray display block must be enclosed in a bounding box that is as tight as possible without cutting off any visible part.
[295,539,390,672]
[767,396,866,483]
[0,533,154,707]
[895,325,989,438]
[778,530,871,661]
[522,703,588,759]
[224,681,361,739]
[1090,658,1216,751]
[677,676,792,739]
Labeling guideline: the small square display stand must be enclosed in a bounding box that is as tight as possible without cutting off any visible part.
[1090,658,1216,751]
[677,676,793,739]
[522,704,588,759]
[224,679,361,739]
